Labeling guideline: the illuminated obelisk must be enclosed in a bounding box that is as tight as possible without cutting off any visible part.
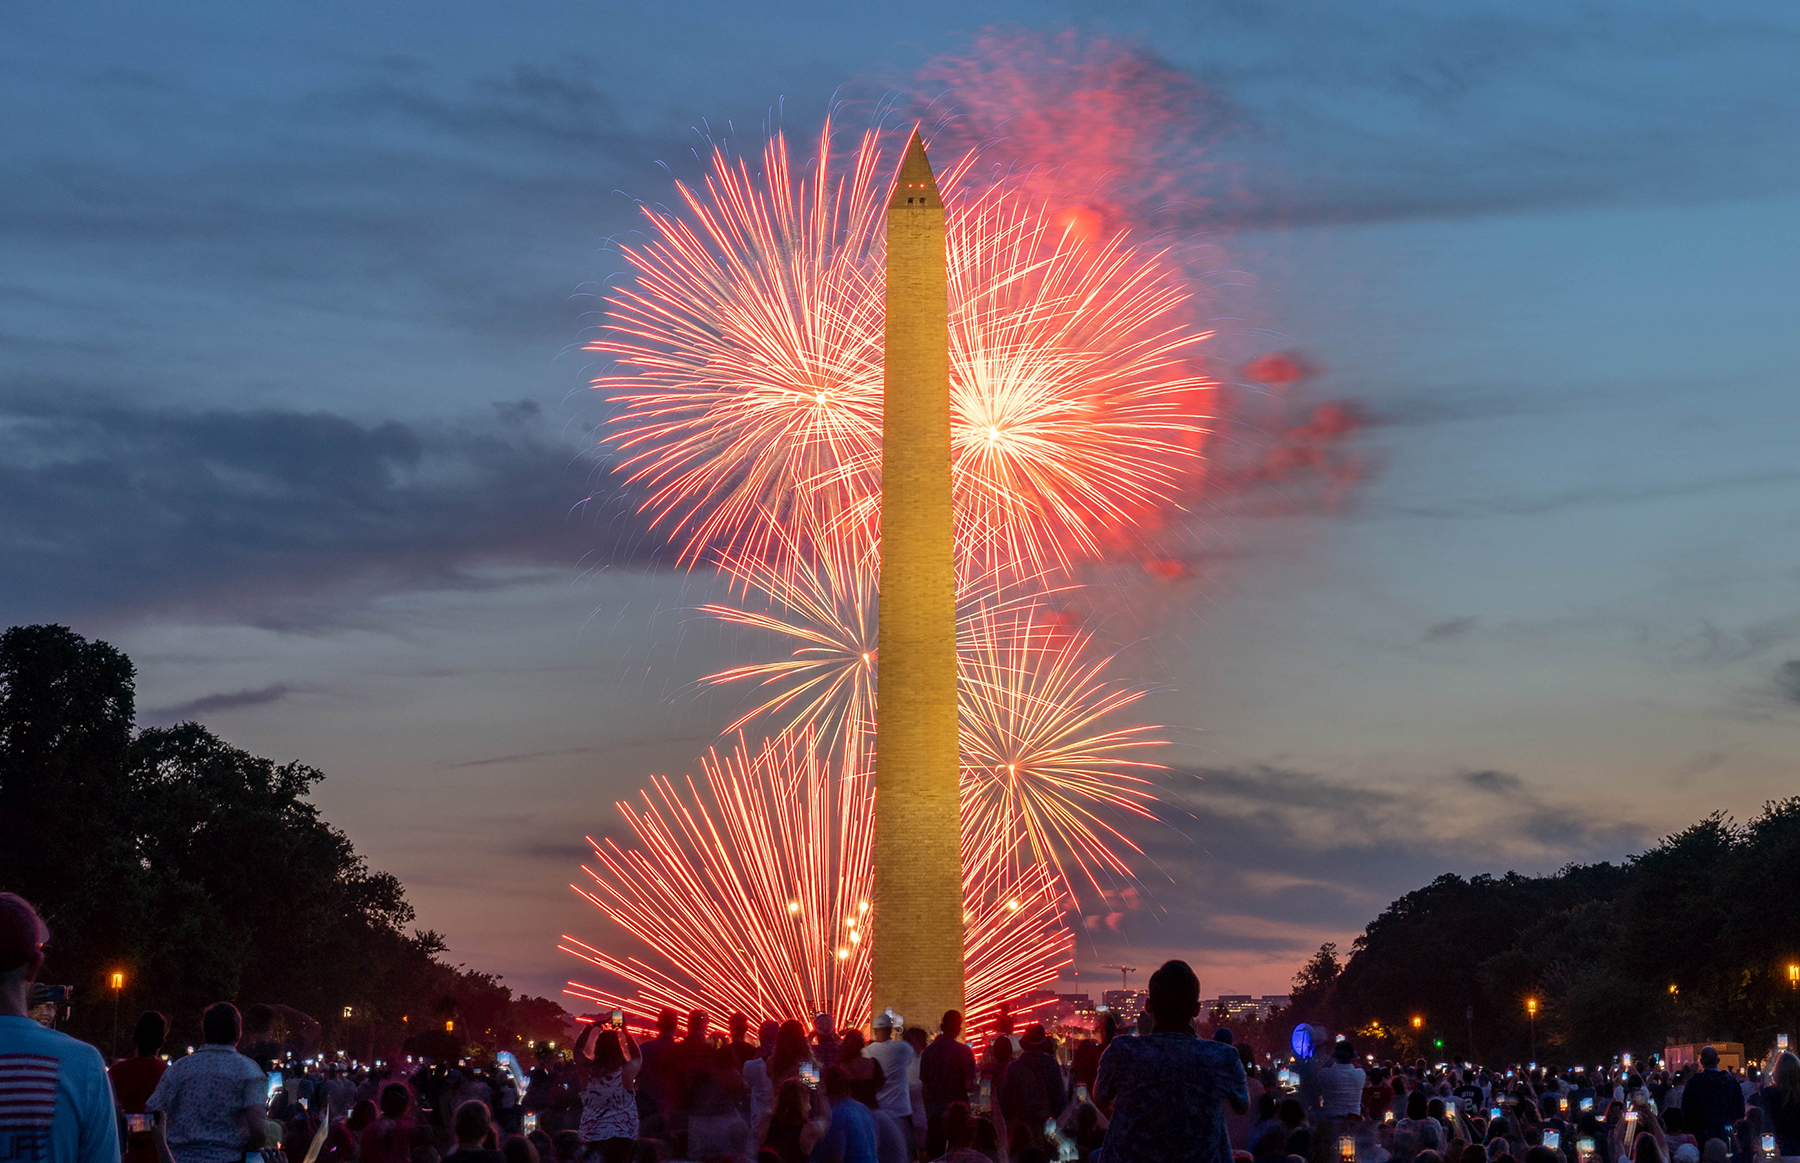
[871,129,965,1026]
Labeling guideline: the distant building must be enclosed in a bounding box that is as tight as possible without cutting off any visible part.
[1208,994,1259,1021]
[1100,989,1146,1022]
[1200,994,1293,1023]
[1057,993,1097,1017]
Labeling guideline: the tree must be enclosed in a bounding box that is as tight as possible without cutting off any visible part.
[1312,801,1800,1063]
[0,624,144,995]
[1,623,568,1054]
[1289,941,1341,1020]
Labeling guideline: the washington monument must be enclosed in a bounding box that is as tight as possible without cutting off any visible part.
[871,129,965,1025]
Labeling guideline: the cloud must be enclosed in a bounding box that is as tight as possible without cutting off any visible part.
[143,683,298,724]
[1070,761,1650,964]
[444,745,604,770]
[1462,769,1522,795]
[1381,470,1800,521]
[1424,616,1478,642]
[0,393,656,627]
[1169,5,1800,229]
[1776,661,1800,703]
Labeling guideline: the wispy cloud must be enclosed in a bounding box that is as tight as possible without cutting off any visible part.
[0,393,655,627]
[1169,5,1800,228]
[1071,761,1649,964]
[143,683,298,724]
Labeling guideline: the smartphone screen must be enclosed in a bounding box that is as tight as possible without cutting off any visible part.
[1581,1098,1594,1113]
[611,1010,625,1030]
[1337,1136,1356,1162]
[126,1113,155,1133]
[523,1114,538,1135]
[1762,1136,1776,1155]
[800,1062,820,1089]
[1578,1139,1596,1158]
[1544,1132,1561,1149]
[1074,1085,1089,1105]
[1491,1108,1503,1120]
[266,1072,282,1103]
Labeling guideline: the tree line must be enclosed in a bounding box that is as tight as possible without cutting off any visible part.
[1278,801,1800,1064]
[0,623,567,1058]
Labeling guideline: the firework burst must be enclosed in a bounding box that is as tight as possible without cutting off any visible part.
[593,119,1213,577]
[957,603,1164,899]
[575,109,1205,1023]
[696,546,1164,902]
[944,186,1211,575]
[562,730,1069,1026]
[593,121,889,567]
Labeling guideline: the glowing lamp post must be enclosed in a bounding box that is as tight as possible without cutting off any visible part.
[1526,997,1539,1061]
[109,971,124,1060]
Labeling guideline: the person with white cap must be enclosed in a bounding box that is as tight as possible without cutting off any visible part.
[865,1010,915,1154]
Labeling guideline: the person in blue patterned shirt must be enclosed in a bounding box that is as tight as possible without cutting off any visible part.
[1094,961,1248,1163]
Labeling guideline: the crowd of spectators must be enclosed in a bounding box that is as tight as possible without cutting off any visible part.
[9,892,1800,1163]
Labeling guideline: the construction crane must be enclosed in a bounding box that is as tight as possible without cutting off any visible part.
[1103,965,1138,990]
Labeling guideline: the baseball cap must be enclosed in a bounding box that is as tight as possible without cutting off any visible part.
[0,894,48,975]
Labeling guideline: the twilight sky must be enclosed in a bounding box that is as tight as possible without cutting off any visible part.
[5,0,1799,1005]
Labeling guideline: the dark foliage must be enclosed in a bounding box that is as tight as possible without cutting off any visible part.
[1289,811,1800,1063]
[0,624,567,1057]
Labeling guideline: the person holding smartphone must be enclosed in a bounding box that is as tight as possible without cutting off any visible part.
[112,1013,172,1163]
[572,1014,641,1163]
[1755,1052,1800,1162]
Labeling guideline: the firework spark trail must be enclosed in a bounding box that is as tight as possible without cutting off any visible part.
[593,119,1214,579]
[957,602,1164,899]
[698,523,876,763]
[697,542,1165,902]
[561,730,1070,1026]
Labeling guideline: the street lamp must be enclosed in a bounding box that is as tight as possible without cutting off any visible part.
[109,971,124,1060]
[1526,998,1539,1061]
[1788,964,1798,1042]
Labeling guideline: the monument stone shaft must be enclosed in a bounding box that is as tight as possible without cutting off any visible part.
[871,130,965,1025]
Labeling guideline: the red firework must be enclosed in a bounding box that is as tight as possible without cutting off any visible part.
[591,118,1213,577]
[562,731,1070,1027]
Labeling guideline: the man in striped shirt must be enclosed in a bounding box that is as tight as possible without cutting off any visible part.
[0,893,119,1163]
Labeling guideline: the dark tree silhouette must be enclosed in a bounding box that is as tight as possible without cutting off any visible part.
[0,623,567,1055]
